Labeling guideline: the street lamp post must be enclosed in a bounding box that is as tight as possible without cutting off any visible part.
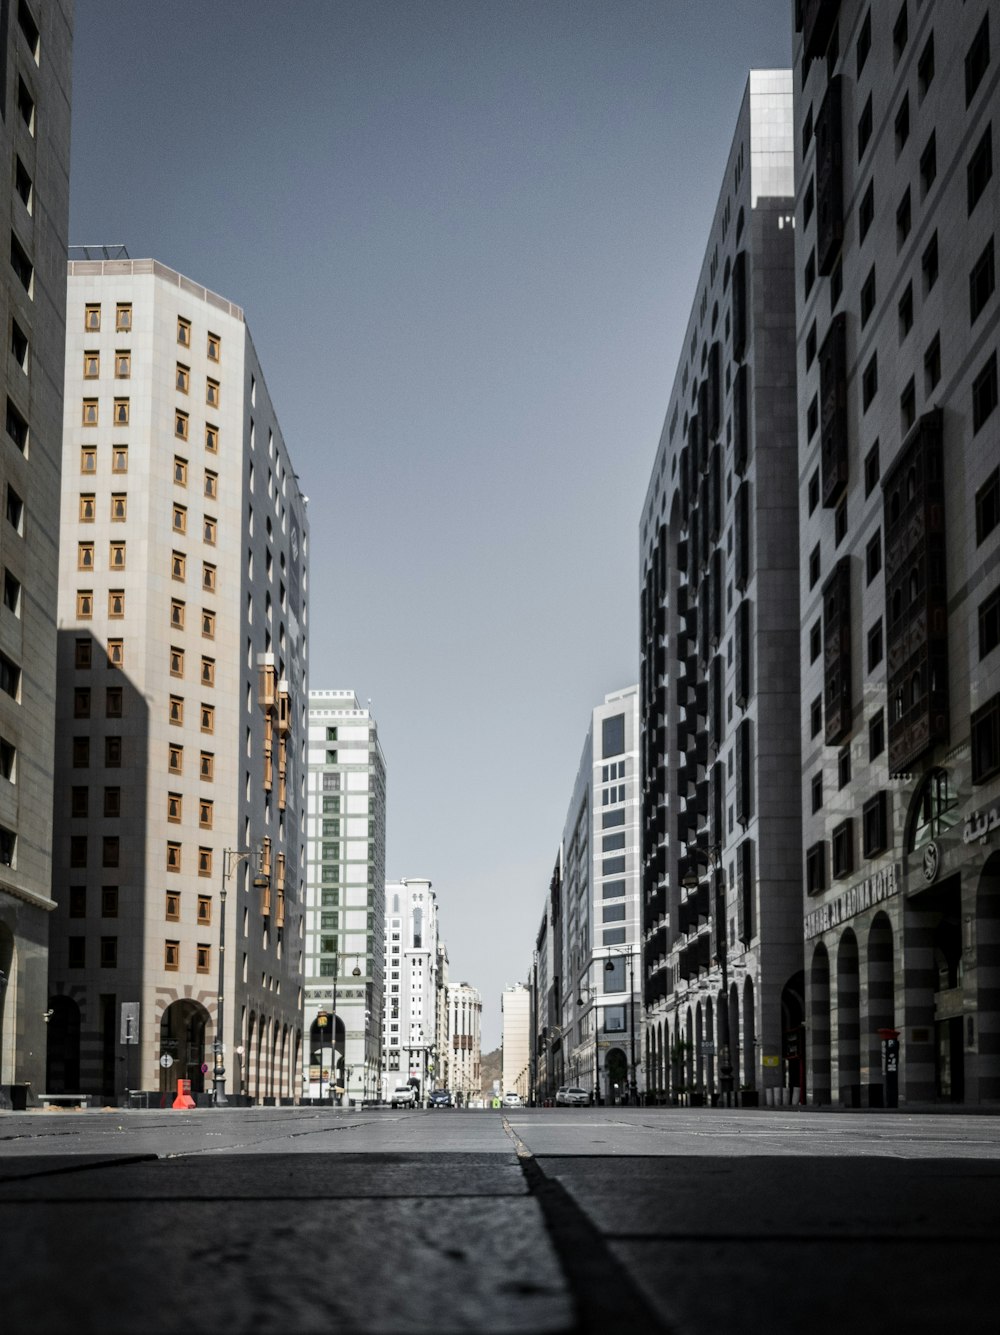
[214,846,265,1107]
[602,946,639,1105]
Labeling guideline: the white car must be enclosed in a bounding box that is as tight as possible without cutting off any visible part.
[555,1085,591,1107]
[502,1091,523,1108]
[390,1084,418,1108]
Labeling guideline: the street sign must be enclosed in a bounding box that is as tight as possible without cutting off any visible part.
[762,1055,781,1068]
[200,1063,209,1074]
[120,1002,140,1046]
[700,1042,716,1055]
[159,1054,174,1069]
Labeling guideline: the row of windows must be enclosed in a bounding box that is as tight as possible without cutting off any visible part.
[83,304,221,365]
[83,350,131,379]
[166,843,215,876]
[71,734,215,781]
[65,935,213,973]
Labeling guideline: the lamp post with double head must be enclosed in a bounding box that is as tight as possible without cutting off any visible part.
[602,945,639,1105]
[682,846,732,1103]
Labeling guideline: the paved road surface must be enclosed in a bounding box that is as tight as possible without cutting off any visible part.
[2,1106,997,1333]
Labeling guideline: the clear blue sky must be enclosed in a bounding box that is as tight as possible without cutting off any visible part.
[70,0,793,1048]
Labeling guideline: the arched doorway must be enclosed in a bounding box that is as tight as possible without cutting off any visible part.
[605,1047,627,1104]
[695,1002,704,1094]
[810,943,831,1104]
[867,914,895,1099]
[728,983,741,1090]
[837,930,861,1105]
[160,999,210,1094]
[46,995,81,1093]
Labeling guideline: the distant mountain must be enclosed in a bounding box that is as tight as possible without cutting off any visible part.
[480,1045,501,1095]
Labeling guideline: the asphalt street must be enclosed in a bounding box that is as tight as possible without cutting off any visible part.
[2,1106,997,1334]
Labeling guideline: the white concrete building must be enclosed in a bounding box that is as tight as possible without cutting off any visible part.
[447,981,482,1104]
[48,258,308,1104]
[383,878,442,1100]
[501,982,530,1100]
[0,0,73,1110]
[304,690,386,1104]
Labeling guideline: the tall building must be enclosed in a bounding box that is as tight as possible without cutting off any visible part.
[501,982,530,1100]
[382,878,441,1100]
[794,1,1000,1105]
[639,71,802,1105]
[48,258,309,1104]
[0,0,73,1110]
[446,981,482,1104]
[304,690,386,1104]
[548,686,643,1104]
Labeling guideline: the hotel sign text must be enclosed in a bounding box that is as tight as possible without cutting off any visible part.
[804,863,900,940]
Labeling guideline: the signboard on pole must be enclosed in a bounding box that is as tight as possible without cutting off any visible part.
[120,1002,140,1046]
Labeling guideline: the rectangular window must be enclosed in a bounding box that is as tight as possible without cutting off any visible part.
[869,708,885,761]
[806,843,826,895]
[967,14,991,106]
[860,265,876,326]
[199,799,213,829]
[206,378,220,408]
[176,363,190,394]
[70,834,87,868]
[105,736,122,767]
[177,316,191,347]
[105,687,122,718]
[204,470,218,499]
[202,609,216,638]
[173,456,188,486]
[980,587,1000,659]
[200,656,215,687]
[896,189,911,249]
[115,303,131,332]
[175,410,189,440]
[832,819,854,879]
[200,751,214,781]
[110,541,126,570]
[77,541,94,571]
[169,695,184,726]
[838,747,851,790]
[172,503,187,534]
[973,353,999,433]
[72,736,89,768]
[73,686,90,719]
[101,887,119,918]
[74,637,92,670]
[972,694,1000,784]
[207,332,220,362]
[110,493,127,521]
[167,791,182,823]
[968,125,993,214]
[168,743,183,774]
[977,468,1000,544]
[862,353,878,410]
[864,442,880,497]
[917,32,935,99]
[919,132,937,198]
[811,695,822,738]
[898,283,913,342]
[205,424,218,453]
[80,445,96,473]
[924,334,941,395]
[171,551,186,581]
[115,350,131,379]
[107,639,123,668]
[198,847,212,877]
[169,646,184,678]
[76,589,93,620]
[165,939,180,970]
[71,786,88,817]
[82,398,98,426]
[863,792,889,858]
[69,886,86,917]
[203,516,217,545]
[200,704,214,733]
[166,842,181,873]
[68,937,85,968]
[102,836,120,868]
[108,589,124,619]
[85,303,101,332]
[113,398,129,425]
[112,445,128,473]
[857,94,872,159]
[893,2,908,63]
[170,599,185,630]
[202,562,216,592]
[197,894,212,924]
[895,95,909,155]
[901,377,916,434]
[83,350,99,379]
[971,239,996,325]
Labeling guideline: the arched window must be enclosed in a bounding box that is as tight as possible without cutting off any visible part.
[907,768,959,851]
[413,907,423,949]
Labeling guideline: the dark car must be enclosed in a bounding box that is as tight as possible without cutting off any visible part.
[428,1089,453,1108]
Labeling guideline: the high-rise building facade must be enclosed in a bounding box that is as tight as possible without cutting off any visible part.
[382,878,441,1100]
[794,1,1000,1105]
[446,981,482,1104]
[561,686,643,1104]
[501,982,530,1100]
[48,258,309,1103]
[639,71,803,1105]
[304,690,386,1104]
[0,1,73,1109]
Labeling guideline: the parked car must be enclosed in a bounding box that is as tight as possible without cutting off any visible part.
[555,1085,591,1106]
[428,1089,453,1108]
[390,1084,418,1109]
[502,1091,523,1107]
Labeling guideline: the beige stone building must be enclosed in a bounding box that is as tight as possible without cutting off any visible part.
[47,257,308,1104]
[0,0,73,1109]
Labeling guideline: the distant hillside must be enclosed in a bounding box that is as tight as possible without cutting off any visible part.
[480,1045,501,1095]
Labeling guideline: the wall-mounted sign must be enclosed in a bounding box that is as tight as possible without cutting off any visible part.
[804,863,900,939]
[963,803,1000,844]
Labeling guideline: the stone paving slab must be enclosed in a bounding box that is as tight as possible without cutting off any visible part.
[0,1151,529,1200]
[532,1155,1000,1238]
[3,1181,571,1334]
[609,1238,995,1334]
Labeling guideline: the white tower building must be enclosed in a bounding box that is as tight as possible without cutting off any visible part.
[382,878,441,1101]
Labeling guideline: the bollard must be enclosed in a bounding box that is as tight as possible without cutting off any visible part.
[172,1078,196,1110]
